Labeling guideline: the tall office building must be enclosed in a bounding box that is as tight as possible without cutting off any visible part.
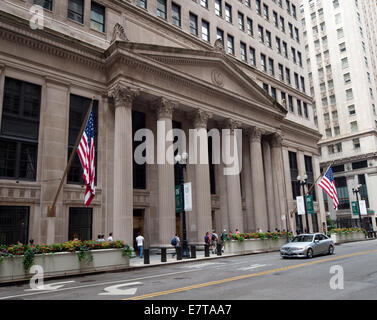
[300,0,377,230]
[0,0,324,247]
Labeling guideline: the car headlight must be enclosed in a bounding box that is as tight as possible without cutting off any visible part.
[293,247,306,251]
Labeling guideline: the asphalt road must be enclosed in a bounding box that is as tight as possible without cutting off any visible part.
[1,239,377,300]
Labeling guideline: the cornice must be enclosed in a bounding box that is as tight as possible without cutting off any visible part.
[317,129,377,146]
[0,11,105,71]
[321,152,377,167]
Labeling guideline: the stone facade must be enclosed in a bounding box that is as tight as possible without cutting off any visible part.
[0,0,324,247]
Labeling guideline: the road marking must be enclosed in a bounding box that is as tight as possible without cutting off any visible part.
[98,282,142,296]
[126,248,377,300]
[0,270,198,300]
[180,262,227,269]
[24,281,75,292]
[237,264,270,271]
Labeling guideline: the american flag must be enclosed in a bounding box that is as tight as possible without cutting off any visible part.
[77,109,95,206]
[318,165,339,210]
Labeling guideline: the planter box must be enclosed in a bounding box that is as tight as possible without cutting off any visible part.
[0,249,129,283]
[224,238,288,255]
[330,232,366,244]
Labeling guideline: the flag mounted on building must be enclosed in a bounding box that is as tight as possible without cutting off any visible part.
[318,165,339,210]
[77,109,96,206]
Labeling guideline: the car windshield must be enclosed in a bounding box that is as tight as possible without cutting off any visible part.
[291,235,314,243]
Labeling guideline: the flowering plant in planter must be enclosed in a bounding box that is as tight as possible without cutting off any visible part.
[226,231,293,242]
[0,240,130,271]
[328,227,367,235]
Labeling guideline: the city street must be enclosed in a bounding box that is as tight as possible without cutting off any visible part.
[1,239,377,300]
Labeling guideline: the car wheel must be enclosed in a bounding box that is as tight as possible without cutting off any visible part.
[307,248,313,259]
[328,245,334,255]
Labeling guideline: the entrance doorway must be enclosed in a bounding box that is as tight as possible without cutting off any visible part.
[133,209,144,252]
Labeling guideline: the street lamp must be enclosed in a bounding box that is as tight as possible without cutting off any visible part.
[297,174,310,234]
[352,184,363,229]
[175,151,190,258]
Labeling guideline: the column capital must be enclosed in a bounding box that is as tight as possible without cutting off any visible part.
[108,84,140,108]
[223,118,242,132]
[270,132,283,148]
[153,97,178,119]
[249,127,265,143]
[191,109,213,128]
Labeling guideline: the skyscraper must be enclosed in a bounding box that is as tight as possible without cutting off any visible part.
[301,0,377,230]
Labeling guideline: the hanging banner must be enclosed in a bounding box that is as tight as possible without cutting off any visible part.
[359,200,367,216]
[306,195,315,214]
[175,185,182,213]
[352,201,359,216]
[184,182,192,212]
[297,196,305,215]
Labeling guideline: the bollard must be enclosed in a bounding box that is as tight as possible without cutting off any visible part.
[204,244,210,257]
[177,246,183,260]
[190,245,196,259]
[144,249,150,264]
[217,243,222,256]
[161,248,167,262]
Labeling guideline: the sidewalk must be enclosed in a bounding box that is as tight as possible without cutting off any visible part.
[129,248,237,269]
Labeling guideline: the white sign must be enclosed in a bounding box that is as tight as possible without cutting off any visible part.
[296,196,305,215]
[184,182,192,212]
[359,200,367,216]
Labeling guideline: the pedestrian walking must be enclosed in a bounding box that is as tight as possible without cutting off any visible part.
[211,230,218,254]
[220,229,227,253]
[235,229,240,235]
[136,233,144,258]
[107,232,114,242]
[204,231,211,252]
[97,234,105,242]
[171,234,180,257]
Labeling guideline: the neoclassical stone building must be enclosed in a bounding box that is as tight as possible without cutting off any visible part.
[0,0,324,248]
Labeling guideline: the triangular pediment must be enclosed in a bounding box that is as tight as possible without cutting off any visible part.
[110,42,287,115]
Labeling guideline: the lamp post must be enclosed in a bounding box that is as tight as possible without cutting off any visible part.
[352,184,363,229]
[175,152,190,258]
[298,174,310,234]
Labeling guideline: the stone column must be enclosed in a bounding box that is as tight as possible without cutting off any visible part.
[224,119,243,233]
[155,97,177,247]
[250,127,268,232]
[270,133,288,231]
[243,129,254,232]
[191,110,213,243]
[262,137,276,231]
[108,84,139,246]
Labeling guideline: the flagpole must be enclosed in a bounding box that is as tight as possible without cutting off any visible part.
[289,161,335,220]
[47,97,95,217]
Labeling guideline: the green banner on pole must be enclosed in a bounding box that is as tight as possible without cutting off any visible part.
[175,185,182,213]
[306,195,314,214]
[352,201,359,216]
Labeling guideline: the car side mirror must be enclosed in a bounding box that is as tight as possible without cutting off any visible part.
[314,240,319,243]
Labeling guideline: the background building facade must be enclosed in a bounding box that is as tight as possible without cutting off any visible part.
[0,0,324,248]
[301,0,377,230]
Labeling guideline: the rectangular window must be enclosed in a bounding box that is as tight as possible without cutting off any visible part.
[225,3,232,23]
[0,206,29,245]
[68,0,84,24]
[215,0,222,16]
[157,0,167,19]
[90,2,105,33]
[68,207,93,241]
[33,0,53,11]
[172,3,181,27]
[247,18,253,36]
[67,95,98,184]
[260,54,266,72]
[1,77,41,180]
[216,28,224,45]
[136,0,147,9]
[227,34,234,55]
[240,42,247,62]
[189,13,198,36]
[249,47,256,66]
[238,12,244,31]
[201,20,210,42]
